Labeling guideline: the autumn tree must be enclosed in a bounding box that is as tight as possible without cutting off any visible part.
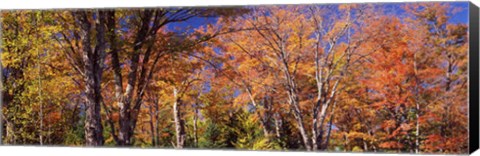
[404,3,469,153]
[214,5,373,151]
[2,11,82,146]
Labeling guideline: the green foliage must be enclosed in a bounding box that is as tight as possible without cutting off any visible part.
[64,115,85,146]
[231,109,261,149]
[352,146,364,152]
[252,137,283,150]
[198,120,228,149]
[230,109,283,150]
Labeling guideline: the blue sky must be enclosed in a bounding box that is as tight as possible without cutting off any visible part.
[448,2,469,23]
[165,2,470,32]
[381,2,469,24]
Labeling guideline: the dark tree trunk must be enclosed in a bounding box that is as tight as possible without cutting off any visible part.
[116,10,153,146]
[324,111,335,150]
[76,10,106,146]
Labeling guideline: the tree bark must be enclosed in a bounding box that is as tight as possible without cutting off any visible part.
[282,68,311,151]
[324,101,336,150]
[154,99,160,147]
[76,10,106,146]
[413,52,421,154]
[274,113,282,138]
[103,11,122,145]
[245,87,273,137]
[110,10,150,146]
[173,87,186,148]
[114,10,158,146]
[193,105,198,147]
[5,120,15,144]
[291,99,310,149]
[148,104,156,147]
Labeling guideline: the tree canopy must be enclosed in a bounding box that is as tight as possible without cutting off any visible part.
[1,2,470,154]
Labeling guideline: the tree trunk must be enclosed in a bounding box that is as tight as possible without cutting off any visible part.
[154,101,160,147]
[414,110,420,152]
[440,58,453,148]
[5,120,14,144]
[277,45,311,150]
[323,100,338,150]
[117,100,133,145]
[149,105,156,147]
[245,87,272,137]
[193,105,198,148]
[291,104,311,151]
[105,11,135,146]
[363,140,368,151]
[35,13,44,146]
[286,74,311,150]
[173,88,186,148]
[369,128,377,151]
[343,133,348,152]
[192,87,204,148]
[77,10,106,146]
[274,113,282,138]
[258,113,270,137]
[116,10,154,146]
[312,100,329,151]
[413,52,421,154]
[104,10,129,146]
[324,111,334,150]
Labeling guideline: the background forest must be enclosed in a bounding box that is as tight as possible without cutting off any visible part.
[0,2,470,154]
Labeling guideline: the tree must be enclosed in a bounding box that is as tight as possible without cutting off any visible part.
[2,10,81,146]
[404,3,469,153]
[215,5,372,151]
